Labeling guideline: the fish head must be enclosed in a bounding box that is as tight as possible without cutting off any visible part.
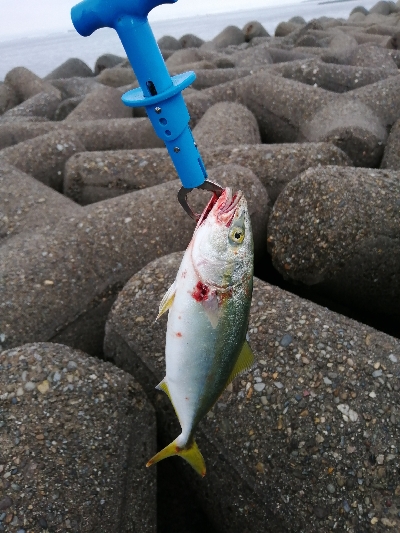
[191,188,253,288]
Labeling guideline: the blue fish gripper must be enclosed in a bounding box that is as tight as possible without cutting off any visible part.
[71,0,208,190]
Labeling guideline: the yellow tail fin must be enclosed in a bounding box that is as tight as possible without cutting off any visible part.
[146,438,206,477]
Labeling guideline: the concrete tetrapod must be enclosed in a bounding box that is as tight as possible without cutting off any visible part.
[0,343,156,532]
[267,166,400,320]
[381,118,400,169]
[104,252,400,533]
[0,118,163,151]
[65,85,132,122]
[0,92,62,124]
[0,131,86,191]
[4,66,61,102]
[0,166,268,356]
[184,70,400,167]
[63,142,350,206]
[271,57,399,93]
[192,102,261,149]
[0,161,82,246]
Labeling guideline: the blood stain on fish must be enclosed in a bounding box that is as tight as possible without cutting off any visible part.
[176,332,183,337]
[192,282,209,302]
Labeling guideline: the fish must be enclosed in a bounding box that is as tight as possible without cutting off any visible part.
[146,188,254,477]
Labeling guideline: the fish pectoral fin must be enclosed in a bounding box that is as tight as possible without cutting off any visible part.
[146,438,206,478]
[226,340,255,387]
[202,291,219,328]
[156,281,176,320]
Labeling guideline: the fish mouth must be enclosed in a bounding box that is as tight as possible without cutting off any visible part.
[196,188,243,228]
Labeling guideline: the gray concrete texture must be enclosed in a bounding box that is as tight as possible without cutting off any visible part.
[183,68,400,167]
[0,161,82,246]
[0,92,62,124]
[190,68,253,90]
[192,102,261,148]
[271,57,399,93]
[0,131,86,191]
[0,84,19,116]
[44,58,94,81]
[94,53,126,75]
[212,25,246,48]
[267,165,400,318]
[0,342,156,533]
[0,166,268,356]
[0,118,163,151]
[179,33,205,49]
[65,85,132,122]
[96,66,137,88]
[63,142,350,206]
[104,252,400,533]
[381,117,400,169]
[4,67,60,102]
[50,77,101,99]
[242,21,270,41]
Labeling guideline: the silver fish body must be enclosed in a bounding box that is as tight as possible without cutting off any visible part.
[147,188,254,476]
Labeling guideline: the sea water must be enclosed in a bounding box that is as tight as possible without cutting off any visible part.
[0,0,379,80]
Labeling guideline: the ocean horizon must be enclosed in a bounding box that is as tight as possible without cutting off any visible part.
[0,0,378,80]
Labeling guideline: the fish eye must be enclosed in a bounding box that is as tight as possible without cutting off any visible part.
[229,226,245,244]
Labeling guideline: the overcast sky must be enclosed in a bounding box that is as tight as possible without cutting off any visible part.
[0,0,300,39]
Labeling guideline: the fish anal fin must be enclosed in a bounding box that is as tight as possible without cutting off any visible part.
[226,340,255,387]
[156,379,182,425]
[156,379,171,399]
[146,438,206,477]
[156,281,176,320]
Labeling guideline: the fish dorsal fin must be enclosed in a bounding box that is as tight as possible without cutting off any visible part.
[156,379,182,424]
[156,281,176,320]
[226,340,255,387]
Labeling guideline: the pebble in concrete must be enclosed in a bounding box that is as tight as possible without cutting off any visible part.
[0,342,156,532]
[104,252,400,533]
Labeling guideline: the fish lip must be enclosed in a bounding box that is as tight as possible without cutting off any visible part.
[196,188,243,228]
[196,191,220,228]
[217,189,243,227]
